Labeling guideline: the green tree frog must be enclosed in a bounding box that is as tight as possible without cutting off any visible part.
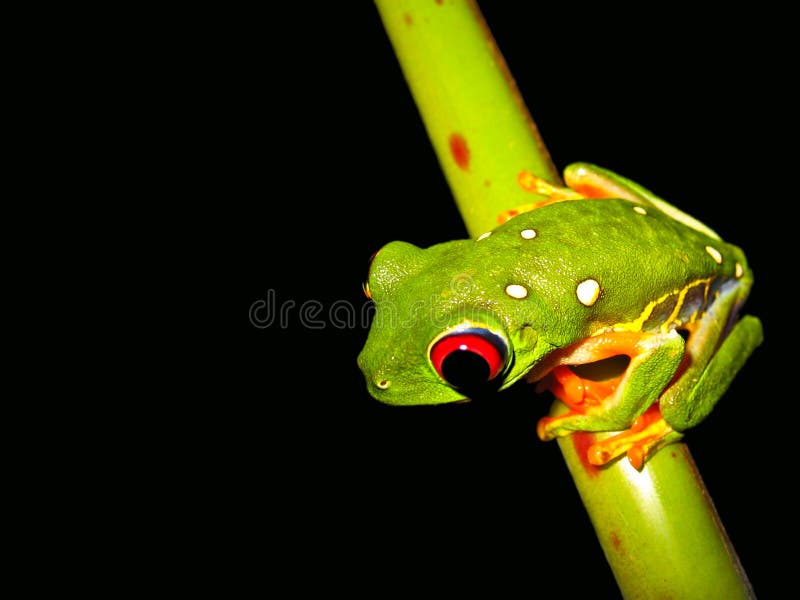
[358,163,763,469]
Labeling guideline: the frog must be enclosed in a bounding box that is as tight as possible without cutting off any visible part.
[357,162,763,470]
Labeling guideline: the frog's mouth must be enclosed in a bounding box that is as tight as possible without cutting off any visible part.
[499,334,556,391]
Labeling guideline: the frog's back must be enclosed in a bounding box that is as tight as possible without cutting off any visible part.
[471,198,749,341]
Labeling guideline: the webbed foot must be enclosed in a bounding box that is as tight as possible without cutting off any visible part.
[586,405,683,470]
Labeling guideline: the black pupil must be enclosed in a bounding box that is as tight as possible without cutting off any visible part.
[441,350,490,389]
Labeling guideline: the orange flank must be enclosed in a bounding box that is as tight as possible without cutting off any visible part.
[568,181,617,199]
[537,365,620,410]
[547,331,645,367]
[534,331,644,415]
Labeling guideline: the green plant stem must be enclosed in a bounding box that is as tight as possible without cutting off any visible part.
[375,1,754,597]
[553,404,752,598]
[376,0,560,238]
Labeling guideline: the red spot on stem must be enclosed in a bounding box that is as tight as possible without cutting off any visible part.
[403,12,413,26]
[572,432,600,478]
[449,133,470,171]
[435,0,443,4]
[610,531,624,554]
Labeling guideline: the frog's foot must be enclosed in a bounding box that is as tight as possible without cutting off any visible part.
[537,402,683,470]
[587,405,683,470]
[497,171,585,225]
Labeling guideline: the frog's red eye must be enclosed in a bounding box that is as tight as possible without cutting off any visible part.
[430,329,509,390]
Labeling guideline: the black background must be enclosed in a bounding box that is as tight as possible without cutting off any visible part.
[199,2,790,596]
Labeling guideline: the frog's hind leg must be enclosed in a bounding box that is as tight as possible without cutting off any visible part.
[540,382,683,470]
[601,312,762,470]
[539,372,683,470]
[535,329,686,469]
[660,311,763,433]
[538,285,763,470]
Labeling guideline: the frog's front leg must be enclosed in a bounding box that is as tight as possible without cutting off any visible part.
[496,171,585,224]
[534,330,686,468]
[496,166,640,225]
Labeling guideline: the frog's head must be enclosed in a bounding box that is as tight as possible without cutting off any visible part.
[357,239,551,406]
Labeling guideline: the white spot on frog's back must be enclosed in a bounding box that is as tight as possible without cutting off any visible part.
[633,205,647,215]
[520,228,537,239]
[505,284,528,299]
[476,231,492,241]
[735,262,743,278]
[576,279,601,306]
[705,245,723,264]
